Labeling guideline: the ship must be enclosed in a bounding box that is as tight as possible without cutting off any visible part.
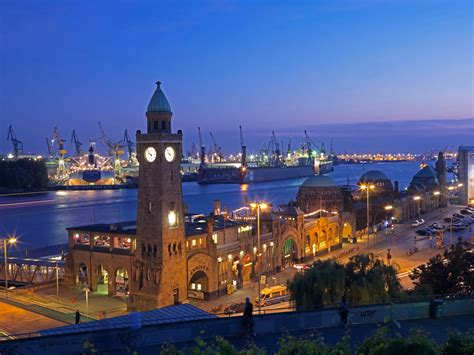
[197,129,334,184]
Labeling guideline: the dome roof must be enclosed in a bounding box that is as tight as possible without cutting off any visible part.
[301,174,338,188]
[147,81,171,113]
[359,170,390,182]
[413,165,437,179]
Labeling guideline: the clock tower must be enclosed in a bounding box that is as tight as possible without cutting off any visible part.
[130,81,187,311]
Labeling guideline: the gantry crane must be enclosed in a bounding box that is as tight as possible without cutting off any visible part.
[6,125,23,159]
[51,127,68,180]
[70,129,83,157]
[197,127,206,168]
[209,131,223,163]
[239,125,247,169]
[98,121,124,177]
[123,129,137,165]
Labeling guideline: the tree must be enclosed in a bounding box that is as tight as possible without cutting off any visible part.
[345,254,402,305]
[288,259,346,310]
[288,254,402,310]
[410,239,474,295]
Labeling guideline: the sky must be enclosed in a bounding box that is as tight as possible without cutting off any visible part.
[1,0,473,155]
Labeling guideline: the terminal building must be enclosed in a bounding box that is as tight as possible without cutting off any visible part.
[63,81,453,310]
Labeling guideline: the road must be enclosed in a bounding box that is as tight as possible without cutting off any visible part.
[0,301,65,339]
[192,205,472,315]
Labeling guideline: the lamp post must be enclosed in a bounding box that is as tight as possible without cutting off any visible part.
[250,201,268,314]
[360,184,375,245]
[413,196,421,218]
[372,205,393,244]
[2,237,17,300]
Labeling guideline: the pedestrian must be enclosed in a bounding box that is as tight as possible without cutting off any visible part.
[242,297,255,337]
[75,310,81,324]
[339,297,349,327]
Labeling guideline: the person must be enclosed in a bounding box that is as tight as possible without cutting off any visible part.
[75,310,81,324]
[339,297,349,327]
[242,297,255,337]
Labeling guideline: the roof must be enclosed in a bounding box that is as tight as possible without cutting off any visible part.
[300,174,338,188]
[40,304,216,337]
[413,165,438,179]
[147,81,172,113]
[359,170,390,182]
[66,215,246,238]
[279,206,304,216]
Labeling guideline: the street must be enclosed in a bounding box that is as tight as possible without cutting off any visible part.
[191,204,472,315]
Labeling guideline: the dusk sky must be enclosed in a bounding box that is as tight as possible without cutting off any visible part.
[1,0,472,154]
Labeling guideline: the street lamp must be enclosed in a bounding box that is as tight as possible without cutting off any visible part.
[372,205,393,243]
[413,196,421,218]
[2,237,17,300]
[360,184,375,245]
[250,201,268,314]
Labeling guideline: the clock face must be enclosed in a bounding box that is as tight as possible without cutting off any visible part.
[164,146,175,162]
[144,147,157,162]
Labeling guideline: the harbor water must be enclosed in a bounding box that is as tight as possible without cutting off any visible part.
[0,161,436,249]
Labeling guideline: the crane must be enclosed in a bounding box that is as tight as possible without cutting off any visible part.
[98,121,124,177]
[271,131,282,166]
[45,137,54,158]
[197,127,206,168]
[51,127,68,180]
[70,129,83,156]
[123,129,136,165]
[6,125,23,159]
[239,125,247,169]
[287,136,292,161]
[209,131,223,163]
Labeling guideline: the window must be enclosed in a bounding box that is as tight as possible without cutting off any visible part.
[192,239,196,246]
[74,233,90,245]
[114,237,131,250]
[212,233,218,244]
[94,235,111,248]
[153,121,159,131]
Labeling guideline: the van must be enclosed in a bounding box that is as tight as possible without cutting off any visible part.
[255,285,290,307]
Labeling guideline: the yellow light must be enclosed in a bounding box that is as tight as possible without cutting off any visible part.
[250,203,257,209]
[217,257,222,262]
[413,196,421,201]
[168,211,177,227]
[433,191,440,196]
[260,203,268,210]
[458,183,463,187]
[8,237,17,244]
[360,185,367,190]
[448,186,455,191]
[384,205,393,210]
[369,185,375,189]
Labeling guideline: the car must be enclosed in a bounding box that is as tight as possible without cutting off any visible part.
[412,219,425,227]
[453,213,466,219]
[460,209,472,215]
[293,264,310,272]
[416,229,432,236]
[223,302,246,315]
[444,217,452,223]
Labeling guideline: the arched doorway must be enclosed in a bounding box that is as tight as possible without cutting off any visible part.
[282,238,298,268]
[241,253,252,283]
[115,268,129,297]
[188,271,209,299]
[97,265,109,295]
[77,262,88,287]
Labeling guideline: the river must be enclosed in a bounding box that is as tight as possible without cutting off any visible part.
[0,161,435,249]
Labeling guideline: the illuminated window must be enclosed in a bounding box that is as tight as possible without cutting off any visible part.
[94,235,110,248]
[168,210,178,227]
[212,234,218,244]
[192,239,196,246]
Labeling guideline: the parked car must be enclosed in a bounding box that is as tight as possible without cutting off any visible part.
[416,229,432,236]
[453,213,466,219]
[460,209,472,215]
[412,219,425,227]
[223,302,246,315]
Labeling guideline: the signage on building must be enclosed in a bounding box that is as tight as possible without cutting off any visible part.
[238,225,252,234]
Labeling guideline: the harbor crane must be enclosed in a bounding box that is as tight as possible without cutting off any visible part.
[209,131,223,163]
[197,127,206,168]
[271,131,282,167]
[98,121,124,177]
[51,127,68,180]
[287,136,292,161]
[70,129,83,157]
[123,129,137,165]
[239,125,247,169]
[6,125,23,159]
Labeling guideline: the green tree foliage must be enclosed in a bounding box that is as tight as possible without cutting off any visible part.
[345,254,401,305]
[410,239,474,295]
[441,330,474,355]
[288,254,402,310]
[356,326,438,355]
[288,259,346,310]
[0,159,48,190]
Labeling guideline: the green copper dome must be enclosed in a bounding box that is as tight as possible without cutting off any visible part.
[147,81,171,113]
[301,174,338,188]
